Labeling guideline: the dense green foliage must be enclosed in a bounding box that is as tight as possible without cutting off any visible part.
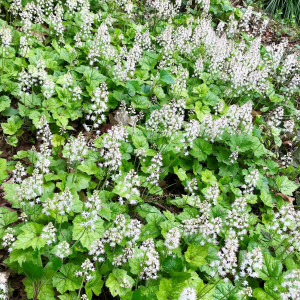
[0,0,299,299]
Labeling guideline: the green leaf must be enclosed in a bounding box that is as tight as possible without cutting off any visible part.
[253,288,274,300]
[264,278,285,298]
[132,134,148,149]
[258,253,282,280]
[0,95,10,112]
[128,250,143,275]
[85,271,103,296]
[195,102,210,121]
[14,222,46,250]
[132,95,150,109]
[161,256,183,273]
[72,215,104,249]
[269,93,284,103]
[193,83,209,97]
[132,285,159,300]
[174,166,187,181]
[160,70,175,84]
[106,269,134,297]
[7,135,19,146]
[76,66,107,89]
[67,172,91,191]
[53,263,82,294]
[52,134,65,147]
[1,115,24,135]
[260,190,273,207]
[153,86,166,99]
[185,244,208,268]
[6,248,37,265]
[275,176,299,196]
[0,207,18,227]
[157,277,186,300]
[0,158,8,182]
[59,49,76,63]
[24,277,56,300]
[126,80,141,95]
[58,292,77,300]
[77,160,99,176]
[229,135,267,157]
[201,169,217,185]
[22,261,43,281]
[213,281,238,300]
[190,138,213,161]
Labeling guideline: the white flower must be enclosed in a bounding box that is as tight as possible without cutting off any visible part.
[179,287,196,300]
[99,125,128,171]
[146,99,185,137]
[42,188,73,216]
[16,169,43,206]
[240,247,263,278]
[164,227,181,250]
[41,222,57,245]
[12,162,27,183]
[63,133,88,163]
[147,153,163,186]
[84,83,109,133]
[204,182,219,205]
[75,259,95,281]
[0,26,12,49]
[2,228,16,253]
[0,272,9,300]
[139,239,160,281]
[56,241,70,259]
[89,239,105,262]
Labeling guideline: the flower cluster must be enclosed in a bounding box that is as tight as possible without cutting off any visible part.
[56,241,71,259]
[35,115,52,173]
[115,170,141,205]
[281,270,300,300]
[146,99,185,136]
[80,191,102,230]
[204,182,219,205]
[89,214,142,266]
[11,162,26,183]
[41,222,57,245]
[225,197,249,238]
[211,230,239,278]
[146,153,163,186]
[84,83,109,134]
[63,133,88,164]
[16,169,43,206]
[42,188,74,216]
[2,228,16,253]
[0,272,8,300]
[243,169,259,194]
[0,26,12,52]
[164,227,181,251]
[182,200,222,245]
[138,238,160,280]
[178,287,197,300]
[239,247,263,278]
[75,258,95,281]
[19,59,55,99]
[99,125,128,171]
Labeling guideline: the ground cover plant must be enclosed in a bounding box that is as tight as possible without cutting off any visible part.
[262,0,300,25]
[0,0,299,299]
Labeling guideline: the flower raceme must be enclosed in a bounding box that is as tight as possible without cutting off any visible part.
[0,1,299,300]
